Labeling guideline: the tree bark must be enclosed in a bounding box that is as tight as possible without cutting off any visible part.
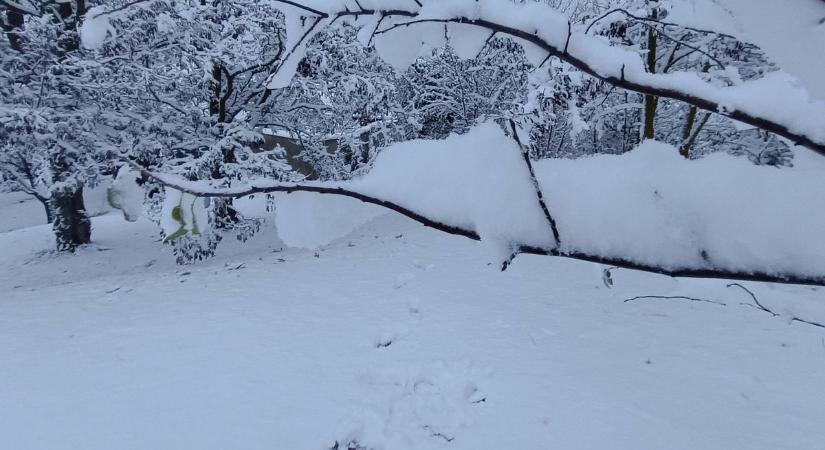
[642,3,659,140]
[2,8,24,51]
[50,185,91,251]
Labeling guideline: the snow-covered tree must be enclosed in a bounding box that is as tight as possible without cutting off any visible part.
[0,0,107,250]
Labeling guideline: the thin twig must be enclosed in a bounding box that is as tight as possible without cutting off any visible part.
[727,283,825,329]
[727,283,776,316]
[624,295,726,306]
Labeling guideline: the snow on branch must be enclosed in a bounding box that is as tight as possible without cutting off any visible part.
[125,160,480,241]
[270,0,825,156]
[127,160,825,287]
[125,122,825,288]
[0,0,38,16]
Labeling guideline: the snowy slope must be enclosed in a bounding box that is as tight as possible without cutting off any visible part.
[2,200,825,450]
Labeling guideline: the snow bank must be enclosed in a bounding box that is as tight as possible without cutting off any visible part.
[536,140,825,277]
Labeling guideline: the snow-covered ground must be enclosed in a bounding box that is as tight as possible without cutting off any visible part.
[2,195,825,450]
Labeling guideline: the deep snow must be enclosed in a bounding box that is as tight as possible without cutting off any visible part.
[1,197,824,450]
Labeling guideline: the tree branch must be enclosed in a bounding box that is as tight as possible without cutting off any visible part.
[727,283,825,328]
[286,4,825,156]
[623,295,726,306]
[125,160,825,288]
[507,119,560,246]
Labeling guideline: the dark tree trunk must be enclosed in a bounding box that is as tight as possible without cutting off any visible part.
[642,5,659,140]
[50,185,91,251]
[43,200,55,225]
[2,8,25,51]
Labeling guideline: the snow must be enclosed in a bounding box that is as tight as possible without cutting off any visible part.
[0,191,47,232]
[274,0,825,151]
[274,191,384,248]
[158,122,825,279]
[8,1,825,448]
[669,0,825,101]
[2,195,825,449]
[373,22,446,70]
[352,122,556,249]
[160,190,208,239]
[80,7,115,51]
[107,167,143,222]
[536,139,825,277]
[446,23,492,60]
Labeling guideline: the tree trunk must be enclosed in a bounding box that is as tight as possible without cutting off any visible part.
[43,201,55,225]
[680,106,697,158]
[2,8,25,51]
[51,185,91,251]
[642,3,659,140]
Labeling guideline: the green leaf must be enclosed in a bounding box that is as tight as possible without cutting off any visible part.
[171,205,183,224]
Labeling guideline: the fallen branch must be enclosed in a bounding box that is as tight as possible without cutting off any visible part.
[727,283,825,329]
[623,295,726,306]
[127,160,825,288]
[726,282,777,316]
[125,159,478,241]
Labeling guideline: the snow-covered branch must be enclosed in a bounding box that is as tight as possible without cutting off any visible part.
[271,0,825,156]
[123,159,479,241]
[124,121,825,292]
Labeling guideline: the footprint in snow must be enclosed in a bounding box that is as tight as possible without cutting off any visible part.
[393,272,416,289]
[334,361,492,448]
[373,324,410,349]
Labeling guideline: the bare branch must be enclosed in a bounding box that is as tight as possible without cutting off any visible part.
[624,295,726,306]
[727,283,825,328]
[727,282,776,315]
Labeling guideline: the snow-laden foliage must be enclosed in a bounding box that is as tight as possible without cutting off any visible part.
[3,0,825,284]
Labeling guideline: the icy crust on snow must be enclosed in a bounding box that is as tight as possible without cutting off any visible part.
[535,140,825,277]
[349,122,557,250]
